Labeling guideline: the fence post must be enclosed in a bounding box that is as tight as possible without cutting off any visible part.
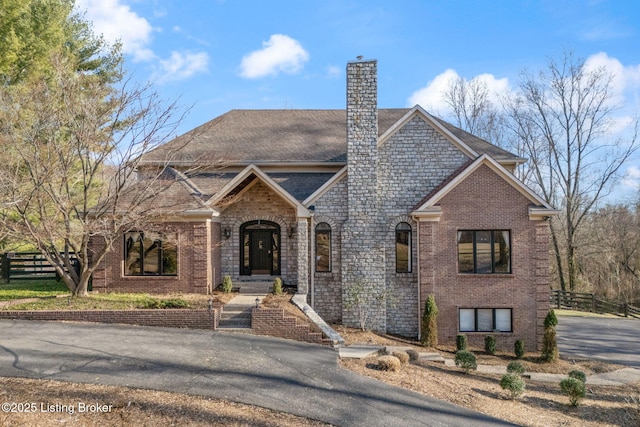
[591,294,595,313]
[624,303,628,318]
[1,254,8,283]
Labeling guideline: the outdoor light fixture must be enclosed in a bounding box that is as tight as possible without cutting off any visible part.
[288,226,296,238]
[255,297,260,308]
[224,228,231,239]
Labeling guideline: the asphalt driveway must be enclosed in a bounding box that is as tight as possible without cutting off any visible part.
[0,320,513,427]
[557,315,640,368]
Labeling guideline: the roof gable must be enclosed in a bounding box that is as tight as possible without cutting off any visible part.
[413,154,557,221]
[207,164,311,218]
[379,105,478,159]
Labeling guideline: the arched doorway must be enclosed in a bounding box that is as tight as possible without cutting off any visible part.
[240,220,281,275]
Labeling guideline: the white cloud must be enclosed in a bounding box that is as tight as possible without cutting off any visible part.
[75,0,155,62]
[585,52,640,106]
[154,51,209,83]
[327,65,341,78]
[408,69,510,114]
[240,34,309,79]
[622,165,640,189]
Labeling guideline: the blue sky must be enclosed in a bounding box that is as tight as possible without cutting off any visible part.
[75,0,640,195]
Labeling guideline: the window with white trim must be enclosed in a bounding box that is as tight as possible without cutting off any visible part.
[459,308,512,332]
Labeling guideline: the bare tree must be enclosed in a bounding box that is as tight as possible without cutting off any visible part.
[504,51,639,292]
[0,55,191,296]
[443,75,506,147]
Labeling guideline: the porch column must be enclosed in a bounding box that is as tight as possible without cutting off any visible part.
[296,217,309,294]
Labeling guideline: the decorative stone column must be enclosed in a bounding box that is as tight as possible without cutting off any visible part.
[296,217,309,295]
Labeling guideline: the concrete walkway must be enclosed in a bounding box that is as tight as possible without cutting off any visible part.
[0,319,514,427]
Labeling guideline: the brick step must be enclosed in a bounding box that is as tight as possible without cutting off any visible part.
[217,321,252,329]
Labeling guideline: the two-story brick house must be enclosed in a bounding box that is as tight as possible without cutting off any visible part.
[92,59,557,349]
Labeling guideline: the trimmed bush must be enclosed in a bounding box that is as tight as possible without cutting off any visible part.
[159,298,191,309]
[568,370,586,384]
[272,277,283,296]
[454,350,477,373]
[500,373,526,399]
[421,294,438,347]
[515,339,525,359]
[378,355,401,372]
[560,377,586,406]
[221,275,233,293]
[507,361,525,376]
[392,351,410,365]
[542,311,559,362]
[542,327,559,362]
[406,349,420,361]
[456,334,467,351]
[484,335,496,355]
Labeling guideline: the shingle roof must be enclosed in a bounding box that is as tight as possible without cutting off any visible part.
[142,109,520,165]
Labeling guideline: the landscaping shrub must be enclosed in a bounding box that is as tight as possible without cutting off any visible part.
[568,370,586,384]
[507,361,525,375]
[456,334,467,351]
[221,275,233,293]
[560,377,586,406]
[392,351,410,365]
[406,349,420,362]
[378,355,401,372]
[500,373,526,399]
[160,298,190,309]
[514,339,525,359]
[272,278,283,296]
[542,311,559,362]
[454,350,477,373]
[484,335,496,355]
[421,294,438,347]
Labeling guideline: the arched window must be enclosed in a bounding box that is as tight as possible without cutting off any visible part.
[395,222,411,273]
[315,222,331,272]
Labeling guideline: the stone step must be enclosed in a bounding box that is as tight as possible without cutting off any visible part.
[220,311,252,321]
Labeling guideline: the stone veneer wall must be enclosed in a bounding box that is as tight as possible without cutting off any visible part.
[418,164,550,350]
[92,221,212,294]
[218,180,297,285]
[341,59,387,331]
[310,177,349,322]
[377,115,470,337]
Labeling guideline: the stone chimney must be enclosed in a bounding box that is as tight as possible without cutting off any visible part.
[342,58,386,332]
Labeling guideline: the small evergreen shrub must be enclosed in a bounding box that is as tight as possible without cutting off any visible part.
[560,377,586,406]
[221,275,233,293]
[378,355,401,372]
[515,339,525,359]
[484,335,496,355]
[456,334,467,351]
[392,351,410,365]
[454,350,477,373]
[160,298,191,309]
[542,317,559,362]
[542,327,559,362]
[421,294,438,347]
[406,349,420,361]
[500,373,526,399]
[272,277,283,295]
[568,370,586,384]
[507,361,525,376]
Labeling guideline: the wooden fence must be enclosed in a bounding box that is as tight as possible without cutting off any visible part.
[0,252,77,283]
[550,290,640,319]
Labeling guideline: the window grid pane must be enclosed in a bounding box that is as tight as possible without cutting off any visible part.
[395,223,411,273]
[458,230,511,274]
[459,308,513,333]
[315,223,331,272]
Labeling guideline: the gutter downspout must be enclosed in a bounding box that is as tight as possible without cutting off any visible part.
[415,218,421,342]
[310,212,315,309]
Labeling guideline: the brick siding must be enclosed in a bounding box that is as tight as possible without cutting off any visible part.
[418,164,550,351]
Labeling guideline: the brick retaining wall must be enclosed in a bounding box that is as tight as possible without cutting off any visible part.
[0,308,220,330]
[252,307,330,345]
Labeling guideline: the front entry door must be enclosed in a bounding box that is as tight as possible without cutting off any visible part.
[240,220,281,276]
[250,230,272,274]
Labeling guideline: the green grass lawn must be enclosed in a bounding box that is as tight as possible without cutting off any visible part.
[0,280,69,301]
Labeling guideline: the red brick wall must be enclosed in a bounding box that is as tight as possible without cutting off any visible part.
[251,307,329,345]
[0,308,219,329]
[92,221,213,294]
[419,164,550,351]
